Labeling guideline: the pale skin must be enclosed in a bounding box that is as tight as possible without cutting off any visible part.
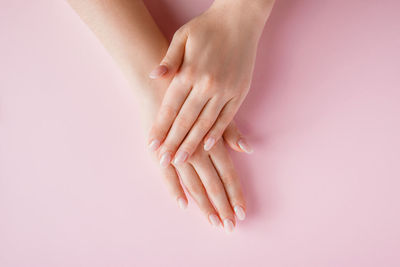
[67,0,258,232]
[148,0,275,167]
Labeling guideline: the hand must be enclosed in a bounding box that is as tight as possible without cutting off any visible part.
[147,1,269,168]
[141,82,252,232]
[160,125,248,232]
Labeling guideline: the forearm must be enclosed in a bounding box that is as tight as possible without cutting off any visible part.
[67,0,169,100]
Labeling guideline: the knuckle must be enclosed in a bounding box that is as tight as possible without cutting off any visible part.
[202,73,215,87]
[160,104,178,120]
[217,114,232,128]
[210,127,224,140]
[197,118,214,130]
[222,88,235,97]
[199,75,218,95]
[186,183,203,198]
[207,183,224,197]
[179,67,195,83]
[221,174,236,187]
[176,116,193,130]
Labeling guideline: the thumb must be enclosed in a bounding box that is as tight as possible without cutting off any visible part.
[149,28,187,79]
[223,122,254,154]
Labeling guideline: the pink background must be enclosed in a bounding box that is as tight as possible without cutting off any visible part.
[1,0,400,266]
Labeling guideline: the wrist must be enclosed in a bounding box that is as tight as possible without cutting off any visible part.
[211,0,275,30]
[125,72,171,126]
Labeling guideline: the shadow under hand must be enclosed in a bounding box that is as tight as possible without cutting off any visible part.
[231,0,301,224]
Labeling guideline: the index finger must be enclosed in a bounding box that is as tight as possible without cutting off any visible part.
[147,76,191,153]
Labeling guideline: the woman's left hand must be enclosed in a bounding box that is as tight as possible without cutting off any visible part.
[147,0,272,168]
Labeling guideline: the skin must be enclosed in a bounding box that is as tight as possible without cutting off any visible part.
[148,0,275,167]
[67,0,253,232]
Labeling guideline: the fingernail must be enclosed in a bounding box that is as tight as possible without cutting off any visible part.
[238,138,254,154]
[160,152,172,168]
[148,139,160,152]
[173,151,188,165]
[209,214,220,227]
[149,65,168,79]
[223,219,234,233]
[234,205,246,221]
[204,137,215,151]
[177,197,187,209]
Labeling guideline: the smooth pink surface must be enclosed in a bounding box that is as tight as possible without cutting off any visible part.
[1,0,400,266]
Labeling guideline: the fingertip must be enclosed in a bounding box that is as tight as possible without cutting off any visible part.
[204,137,216,151]
[237,138,254,154]
[177,197,188,209]
[208,214,221,227]
[160,152,172,168]
[223,219,235,233]
[149,64,168,79]
[148,139,161,152]
[225,138,244,153]
[234,205,246,221]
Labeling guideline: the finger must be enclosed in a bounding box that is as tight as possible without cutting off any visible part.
[161,165,188,209]
[176,163,221,227]
[173,97,224,165]
[149,28,188,79]
[191,155,236,233]
[203,98,240,152]
[147,77,191,157]
[159,85,210,165]
[209,141,247,221]
[223,121,254,154]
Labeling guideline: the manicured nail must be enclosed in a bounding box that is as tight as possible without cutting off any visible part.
[203,137,215,151]
[173,151,188,165]
[238,138,254,154]
[160,152,172,168]
[177,197,187,209]
[223,219,234,233]
[209,214,220,227]
[148,139,160,152]
[149,65,168,79]
[234,205,246,221]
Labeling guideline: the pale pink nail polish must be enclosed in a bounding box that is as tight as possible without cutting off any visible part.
[238,138,254,154]
[223,219,234,233]
[160,152,172,168]
[177,197,187,209]
[173,151,188,165]
[234,205,246,221]
[149,65,168,79]
[209,214,220,227]
[204,137,215,151]
[148,139,160,152]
